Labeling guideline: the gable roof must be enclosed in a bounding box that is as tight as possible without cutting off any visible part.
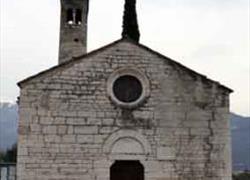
[18,38,233,93]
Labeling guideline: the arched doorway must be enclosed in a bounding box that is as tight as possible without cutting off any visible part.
[110,161,144,180]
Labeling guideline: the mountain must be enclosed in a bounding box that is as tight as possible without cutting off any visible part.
[231,113,250,171]
[0,102,18,151]
[0,102,249,171]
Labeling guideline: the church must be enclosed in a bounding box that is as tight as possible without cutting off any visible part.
[16,0,233,179]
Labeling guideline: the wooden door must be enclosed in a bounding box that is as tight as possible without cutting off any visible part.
[110,161,144,180]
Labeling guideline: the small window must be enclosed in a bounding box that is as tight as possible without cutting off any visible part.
[66,8,82,25]
[66,9,74,24]
[107,68,150,109]
[113,75,143,103]
[76,9,82,25]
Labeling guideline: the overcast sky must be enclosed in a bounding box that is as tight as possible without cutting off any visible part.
[0,0,249,116]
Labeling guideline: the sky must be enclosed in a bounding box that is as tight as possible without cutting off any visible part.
[0,0,249,116]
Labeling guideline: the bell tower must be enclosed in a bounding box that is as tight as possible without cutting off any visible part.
[59,0,89,64]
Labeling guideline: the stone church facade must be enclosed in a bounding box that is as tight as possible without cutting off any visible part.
[17,0,233,180]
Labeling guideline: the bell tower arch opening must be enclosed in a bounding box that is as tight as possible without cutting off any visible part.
[110,161,144,180]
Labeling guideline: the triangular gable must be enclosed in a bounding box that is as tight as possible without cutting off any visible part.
[18,38,233,93]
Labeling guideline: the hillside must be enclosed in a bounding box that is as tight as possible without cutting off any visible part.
[0,102,18,151]
[231,113,250,171]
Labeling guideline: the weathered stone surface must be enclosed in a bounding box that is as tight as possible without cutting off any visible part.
[17,40,232,180]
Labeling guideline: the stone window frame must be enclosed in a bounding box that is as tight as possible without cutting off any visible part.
[107,67,150,109]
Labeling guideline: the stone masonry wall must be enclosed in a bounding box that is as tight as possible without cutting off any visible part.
[17,40,231,180]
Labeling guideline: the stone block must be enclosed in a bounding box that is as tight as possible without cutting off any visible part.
[74,126,98,134]
[157,147,175,160]
[61,135,76,143]
[43,126,57,134]
[77,135,94,143]
[57,125,67,135]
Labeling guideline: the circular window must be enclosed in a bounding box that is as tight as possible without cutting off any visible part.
[113,75,143,103]
[107,68,150,109]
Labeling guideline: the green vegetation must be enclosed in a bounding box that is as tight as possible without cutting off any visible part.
[0,151,5,163]
[0,144,17,163]
[122,0,140,42]
[233,172,250,180]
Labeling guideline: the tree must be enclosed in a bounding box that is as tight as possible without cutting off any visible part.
[1,143,17,163]
[122,0,140,42]
[0,151,5,163]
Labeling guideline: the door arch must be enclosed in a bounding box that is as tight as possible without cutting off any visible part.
[110,160,144,180]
